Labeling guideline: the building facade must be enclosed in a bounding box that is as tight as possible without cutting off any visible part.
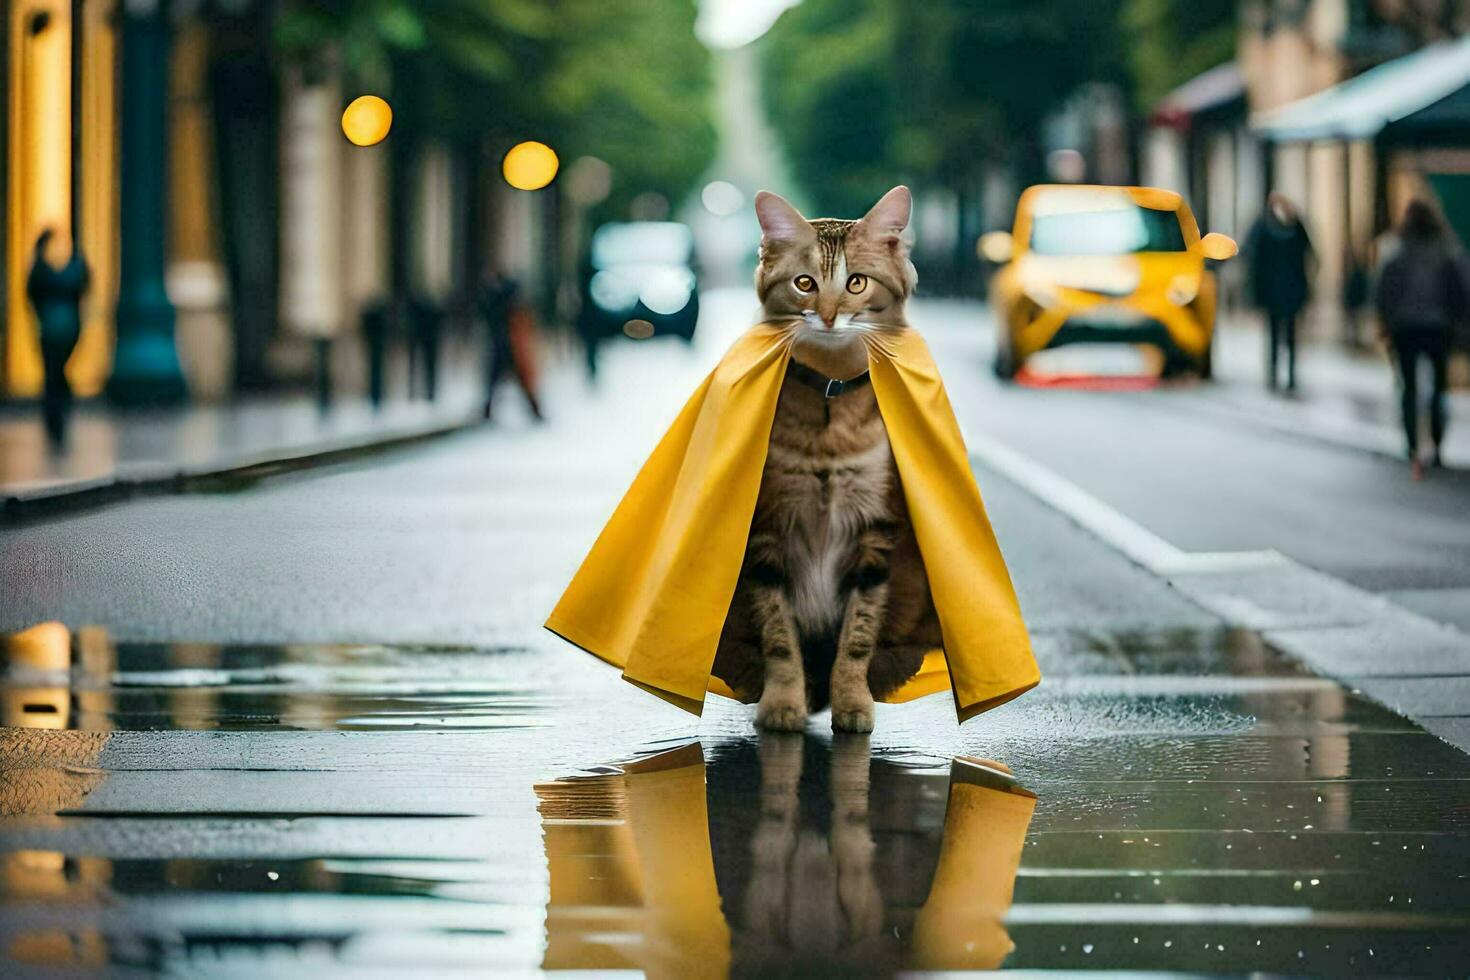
[1146,0,1470,341]
[2,1,539,406]
[4,0,117,398]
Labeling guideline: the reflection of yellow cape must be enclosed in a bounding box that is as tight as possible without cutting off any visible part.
[537,744,729,979]
[911,758,1038,970]
[546,323,1038,721]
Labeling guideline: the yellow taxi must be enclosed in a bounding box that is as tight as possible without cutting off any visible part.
[980,185,1237,379]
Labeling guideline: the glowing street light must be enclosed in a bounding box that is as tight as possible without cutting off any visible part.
[503,141,559,191]
[341,95,393,146]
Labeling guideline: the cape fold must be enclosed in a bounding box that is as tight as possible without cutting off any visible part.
[545,322,1038,720]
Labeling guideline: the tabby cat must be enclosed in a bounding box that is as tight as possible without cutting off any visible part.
[712,186,941,733]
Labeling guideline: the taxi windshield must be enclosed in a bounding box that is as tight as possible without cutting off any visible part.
[1030,204,1186,256]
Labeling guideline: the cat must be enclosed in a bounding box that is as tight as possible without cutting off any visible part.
[712,186,941,733]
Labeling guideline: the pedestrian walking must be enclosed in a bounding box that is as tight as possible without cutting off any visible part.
[407,295,443,402]
[1246,192,1314,392]
[1342,247,1371,348]
[479,272,544,422]
[26,229,89,445]
[574,252,605,383]
[1375,199,1465,479]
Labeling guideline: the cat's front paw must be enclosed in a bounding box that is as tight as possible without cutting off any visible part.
[831,704,875,733]
[756,698,808,732]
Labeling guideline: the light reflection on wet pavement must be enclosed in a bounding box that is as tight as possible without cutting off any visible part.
[3,622,1470,975]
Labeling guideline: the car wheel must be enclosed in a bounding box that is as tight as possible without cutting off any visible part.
[1199,341,1214,380]
[992,345,1017,381]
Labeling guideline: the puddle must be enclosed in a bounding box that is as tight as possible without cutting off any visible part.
[3,621,1470,973]
[537,740,1031,977]
[1,624,542,731]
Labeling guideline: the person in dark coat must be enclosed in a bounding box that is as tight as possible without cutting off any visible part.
[1246,192,1314,391]
[1375,199,1465,479]
[479,271,543,422]
[26,230,89,445]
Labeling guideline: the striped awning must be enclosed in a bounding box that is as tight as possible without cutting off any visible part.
[1151,62,1246,129]
[1253,36,1470,142]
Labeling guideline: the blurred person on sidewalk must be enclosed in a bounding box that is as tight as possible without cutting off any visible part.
[574,252,604,383]
[1246,192,1314,392]
[26,229,89,445]
[1375,199,1465,479]
[1342,247,1372,349]
[479,271,544,422]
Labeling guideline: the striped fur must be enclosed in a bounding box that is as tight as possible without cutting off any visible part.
[809,218,856,279]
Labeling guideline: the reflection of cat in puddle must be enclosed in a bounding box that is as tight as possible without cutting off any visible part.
[712,736,1037,977]
[726,734,894,975]
[534,738,1034,978]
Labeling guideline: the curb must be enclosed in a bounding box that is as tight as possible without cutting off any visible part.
[2,413,486,522]
[967,434,1470,756]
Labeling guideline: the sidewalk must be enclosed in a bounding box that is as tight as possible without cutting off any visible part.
[0,349,495,509]
[0,295,755,513]
[1208,313,1470,466]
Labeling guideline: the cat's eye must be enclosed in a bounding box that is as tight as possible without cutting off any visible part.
[845,273,868,294]
[793,274,816,293]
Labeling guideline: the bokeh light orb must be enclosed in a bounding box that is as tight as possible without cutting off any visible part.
[341,95,393,146]
[701,180,744,216]
[503,141,560,191]
[565,156,612,206]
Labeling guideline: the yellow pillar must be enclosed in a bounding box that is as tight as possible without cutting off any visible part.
[169,20,232,399]
[5,0,72,397]
[71,0,119,396]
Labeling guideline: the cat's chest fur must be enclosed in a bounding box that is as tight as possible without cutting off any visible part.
[758,379,895,638]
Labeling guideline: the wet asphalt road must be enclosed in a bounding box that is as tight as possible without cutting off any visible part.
[920,299,1470,599]
[2,292,1469,975]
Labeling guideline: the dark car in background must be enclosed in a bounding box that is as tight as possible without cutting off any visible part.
[580,221,700,345]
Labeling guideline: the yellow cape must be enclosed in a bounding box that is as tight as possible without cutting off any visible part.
[546,322,1038,721]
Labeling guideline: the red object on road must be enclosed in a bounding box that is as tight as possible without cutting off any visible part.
[508,307,540,390]
[1015,368,1160,391]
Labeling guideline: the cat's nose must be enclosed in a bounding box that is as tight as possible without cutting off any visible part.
[820,312,836,328]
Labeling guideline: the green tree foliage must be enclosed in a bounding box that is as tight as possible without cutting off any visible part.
[544,0,718,218]
[274,0,715,210]
[758,0,901,217]
[760,0,1126,216]
[1123,0,1238,109]
[274,0,551,91]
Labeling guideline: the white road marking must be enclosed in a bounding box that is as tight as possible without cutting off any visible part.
[966,429,1286,575]
[1041,675,1338,695]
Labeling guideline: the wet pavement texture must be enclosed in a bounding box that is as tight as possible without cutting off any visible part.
[3,622,1469,976]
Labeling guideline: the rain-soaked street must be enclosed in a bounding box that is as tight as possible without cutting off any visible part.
[3,295,1470,975]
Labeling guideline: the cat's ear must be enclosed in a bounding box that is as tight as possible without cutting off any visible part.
[754,191,812,243]
[859,186,912,238]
